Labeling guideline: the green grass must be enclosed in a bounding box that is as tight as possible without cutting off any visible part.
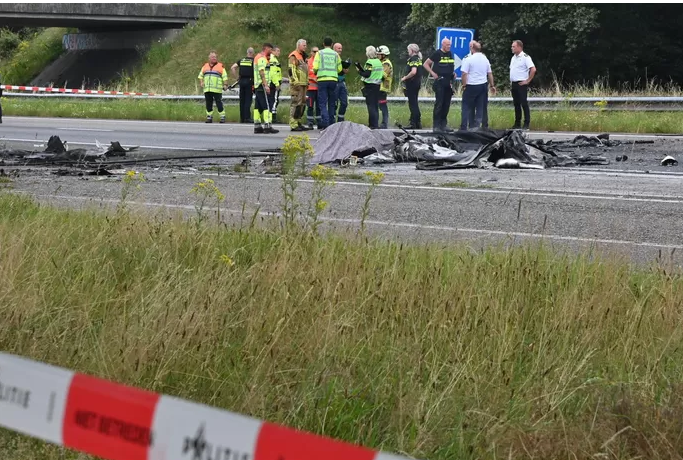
[441,181,471,188]
[0,28,68,84]
[124,4,391,94]
[1,190,683,460]
[4,97,683,133]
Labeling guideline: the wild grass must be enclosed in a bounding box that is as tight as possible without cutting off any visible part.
[1,181,683,460]
[0,28,68,85]
[4,97,683,133]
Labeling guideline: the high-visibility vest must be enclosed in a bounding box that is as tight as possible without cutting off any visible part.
[270,55,282,86]
[253,53,271,89]
[380,58,393,93]
[361,58,383,85]
[308,57,318,91]
[288,50,308,87]
[313,47,341,82]
[198,62,227,94]
[238,57,253,81]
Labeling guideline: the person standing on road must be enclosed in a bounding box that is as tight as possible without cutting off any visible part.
[355,46,383,129]
[198,51,228,123]
[510,39,536,130]
[423,38,455,132]
[231,48,255,123]
[313,37,342,130]
[400,43,422,129]
[459,41,495,131]
[269,46,282,124]
[377,45,393,129]
[333,42,350,123]
[288,39,310,131]
[306,46,321,129]
[253,43,278,134]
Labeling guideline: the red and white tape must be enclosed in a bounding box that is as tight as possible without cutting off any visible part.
[0,85,157,97]
[0,352,412,460]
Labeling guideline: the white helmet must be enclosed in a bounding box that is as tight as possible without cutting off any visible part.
[377,45,390,55]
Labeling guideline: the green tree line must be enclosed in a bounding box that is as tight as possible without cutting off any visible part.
[334,4,683,89]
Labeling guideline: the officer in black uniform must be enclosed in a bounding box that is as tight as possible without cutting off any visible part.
[231,47,255,123]
[423,38,455,132]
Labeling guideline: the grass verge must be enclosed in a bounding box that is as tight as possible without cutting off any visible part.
[0,28,68,84]
[1,187,683,460]
[4,98,683,134]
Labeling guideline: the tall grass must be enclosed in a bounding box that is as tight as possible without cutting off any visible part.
[0,28,67,85]
[4,97,683,133]
[1,174,683,460]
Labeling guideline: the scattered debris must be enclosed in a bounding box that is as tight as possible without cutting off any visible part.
[661,155,678,166]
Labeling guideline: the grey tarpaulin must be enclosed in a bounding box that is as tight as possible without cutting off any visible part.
[311,122,396,164]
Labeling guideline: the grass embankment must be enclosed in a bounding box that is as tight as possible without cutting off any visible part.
[127,3,390,94]
[0,28,67,84]
[4,97,683,133]
[1,187,683,460]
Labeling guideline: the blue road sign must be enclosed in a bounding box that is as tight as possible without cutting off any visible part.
[436,27,475,79]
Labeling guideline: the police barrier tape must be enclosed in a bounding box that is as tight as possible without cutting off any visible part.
[4,84,683,104]
[0,352,412,460]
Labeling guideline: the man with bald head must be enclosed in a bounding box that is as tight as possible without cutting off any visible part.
[460,40,495,130]
[333,42,350,123]
[424,37,456,132]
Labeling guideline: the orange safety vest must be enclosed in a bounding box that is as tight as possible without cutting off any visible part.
[308,57,318,91]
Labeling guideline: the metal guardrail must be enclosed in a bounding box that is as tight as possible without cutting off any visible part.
[5,92,683,104]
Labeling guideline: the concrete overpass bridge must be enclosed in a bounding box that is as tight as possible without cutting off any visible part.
[0,3,206,30]
[0,3,209,87]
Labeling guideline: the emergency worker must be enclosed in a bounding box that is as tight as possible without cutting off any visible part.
[288,39,310,131]
[253,43,279,134]
[230,48,254,123]
[306,47,321,129]
[400,43,422,129]
[509,39,536,130]
[423,38,455,132]
[355,46,383,129]
[313,37,342,130]
[269,46,282,123]
[333,42,350,123]
[377,45,393,129]
[198,51,228,123]
[459,41,495,131]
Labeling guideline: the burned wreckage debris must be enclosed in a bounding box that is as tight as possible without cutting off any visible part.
[0,136,139,175]
[311,122,650,170]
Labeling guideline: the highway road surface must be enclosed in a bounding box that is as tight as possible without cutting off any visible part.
[3,116,683,265]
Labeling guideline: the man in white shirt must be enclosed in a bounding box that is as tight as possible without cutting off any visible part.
[459,41,495,131]
[509,39,536,130]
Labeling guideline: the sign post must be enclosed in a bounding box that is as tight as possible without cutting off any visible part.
[436,27,475,80]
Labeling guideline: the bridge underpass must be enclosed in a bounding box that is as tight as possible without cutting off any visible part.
[0,3,208,87]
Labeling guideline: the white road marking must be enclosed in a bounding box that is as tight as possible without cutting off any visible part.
[56,128,114,132]
[25,193,683,251]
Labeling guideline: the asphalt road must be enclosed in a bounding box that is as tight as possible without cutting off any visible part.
[4,116,683,265]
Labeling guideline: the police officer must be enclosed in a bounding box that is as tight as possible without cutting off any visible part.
[268,46,282,124]
[198,51,228,123]
[400,43,422,129]
[288,39,310,131]
[253,43,279,134]
[355,46,383,129]
[423,38,455,132]
[333,42,350,123]
[231,48,255,123]
[377,45,393,129]
[313,37,342,130]
[509,39,536,130]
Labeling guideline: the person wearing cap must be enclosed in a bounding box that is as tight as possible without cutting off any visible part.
[333,42,350,123]
[377,45,393,129]
[313,37,342,130]
[253,43,278,134]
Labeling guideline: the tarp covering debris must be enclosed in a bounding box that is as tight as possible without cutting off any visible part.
[311,122,644,169]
